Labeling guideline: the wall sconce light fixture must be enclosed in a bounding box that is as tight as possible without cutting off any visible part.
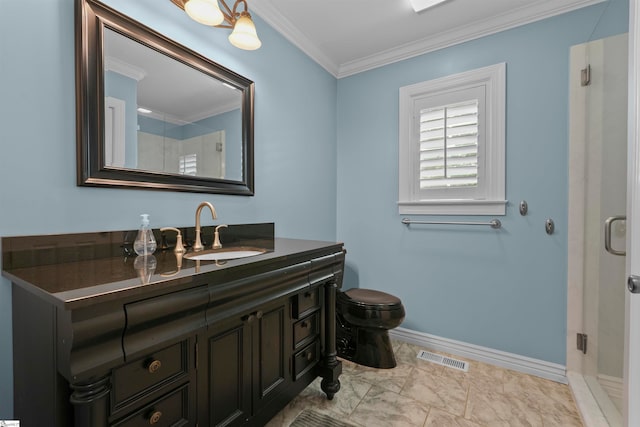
[171,0,262,50]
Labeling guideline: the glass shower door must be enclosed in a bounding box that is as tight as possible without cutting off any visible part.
[574,33,628,426]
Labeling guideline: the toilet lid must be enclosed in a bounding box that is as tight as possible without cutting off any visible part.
[343,288,402,308]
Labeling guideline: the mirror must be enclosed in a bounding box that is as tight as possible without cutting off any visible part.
[76,0,254,194]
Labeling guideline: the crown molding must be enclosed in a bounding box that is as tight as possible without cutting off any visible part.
[105,56,147,81]
[249,2,339,76]
[338,0,606,77]
[251,0,606,79]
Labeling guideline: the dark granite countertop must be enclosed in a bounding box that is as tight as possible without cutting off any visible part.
[2,224,344,309]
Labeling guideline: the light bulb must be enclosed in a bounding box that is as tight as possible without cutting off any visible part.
[228,13,261,50]
[184,0,224,26]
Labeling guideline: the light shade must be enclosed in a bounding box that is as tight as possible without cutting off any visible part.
[228,13,262,50]
[185,0,224,26]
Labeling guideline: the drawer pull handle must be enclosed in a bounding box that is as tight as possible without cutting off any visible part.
[304,291,312,298]
[149,410,162,425]
[301,321,308,328]
[306,351,314,361]
[243,311,263,323]
[147,359,162,374]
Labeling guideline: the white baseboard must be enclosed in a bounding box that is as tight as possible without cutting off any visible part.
[580,373,623,426]
[567,372,610,427]
[597,374,623,402]
[389,327,567,384]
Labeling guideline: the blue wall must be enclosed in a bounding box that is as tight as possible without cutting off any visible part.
[0,0,336,417]
[138,114,183,139]
[336,0,628,365]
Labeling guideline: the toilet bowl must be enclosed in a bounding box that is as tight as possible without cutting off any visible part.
[336,288,405,368]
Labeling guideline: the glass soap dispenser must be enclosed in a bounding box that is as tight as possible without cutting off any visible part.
[134,214,157,256]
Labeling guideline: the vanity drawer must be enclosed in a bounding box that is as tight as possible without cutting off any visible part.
[112,383,190,427]
[293,340,320,380]
[291,287,320,319]
[293,311,319,350]
[113,341,189,409]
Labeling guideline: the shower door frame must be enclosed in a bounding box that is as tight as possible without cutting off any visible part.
[567,32,627,426]
[624,2,640,426]
[567,1,640,425]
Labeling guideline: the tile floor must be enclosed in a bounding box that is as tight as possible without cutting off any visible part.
[267,340,584,427]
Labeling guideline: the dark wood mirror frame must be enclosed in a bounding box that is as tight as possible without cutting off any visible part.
[75,0,255,195]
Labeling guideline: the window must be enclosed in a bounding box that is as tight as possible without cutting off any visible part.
[179,153,197,176]
[419,99,479,190]
[398,63,506,215]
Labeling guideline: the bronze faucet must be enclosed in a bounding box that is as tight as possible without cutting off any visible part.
[194,202,217,251]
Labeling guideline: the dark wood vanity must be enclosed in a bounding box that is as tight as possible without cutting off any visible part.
[2,224,344,426]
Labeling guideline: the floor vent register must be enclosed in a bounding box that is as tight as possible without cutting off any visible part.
[416,350,469,372]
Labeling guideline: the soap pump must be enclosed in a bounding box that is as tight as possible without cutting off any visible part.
[134,214,157,256]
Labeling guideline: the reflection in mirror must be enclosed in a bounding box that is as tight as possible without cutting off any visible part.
[76,0,254,195]
[103,28,243,181]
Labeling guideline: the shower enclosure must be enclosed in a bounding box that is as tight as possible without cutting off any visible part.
[568,33,628,426]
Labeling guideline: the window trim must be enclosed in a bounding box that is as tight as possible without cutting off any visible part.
[398,63,507,215]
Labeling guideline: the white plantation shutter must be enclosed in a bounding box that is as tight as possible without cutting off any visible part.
[398,63,506,215]
[419,100,479,189]
[179,153,197,176]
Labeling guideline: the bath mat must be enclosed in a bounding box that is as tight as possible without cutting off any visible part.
[290,409,356,427]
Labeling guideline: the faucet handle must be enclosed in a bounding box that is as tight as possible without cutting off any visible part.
[160,227,186,253]
[213,224,228,249]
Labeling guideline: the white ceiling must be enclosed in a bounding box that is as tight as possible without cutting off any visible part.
[105,28,241,123]
[249,0,606,78]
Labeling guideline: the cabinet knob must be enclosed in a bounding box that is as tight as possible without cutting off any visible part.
[301,321,308,328]
[304,291,312,298]
[242,314,256,324]
[254,310,263,319]
[148,410,162,425]
[306,351,314,361]
[146,359,162,374]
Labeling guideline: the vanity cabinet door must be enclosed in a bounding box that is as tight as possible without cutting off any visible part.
[252,298,290,414]
[202,296,291,426]
[204,315,252,427]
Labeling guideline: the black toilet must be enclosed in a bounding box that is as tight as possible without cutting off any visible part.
[336,288,405,369]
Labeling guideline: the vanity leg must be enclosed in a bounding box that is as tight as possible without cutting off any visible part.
[69,376,111,427]
[319,281,342,400]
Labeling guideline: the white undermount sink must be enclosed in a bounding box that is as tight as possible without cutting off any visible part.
[184,248,266,261]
